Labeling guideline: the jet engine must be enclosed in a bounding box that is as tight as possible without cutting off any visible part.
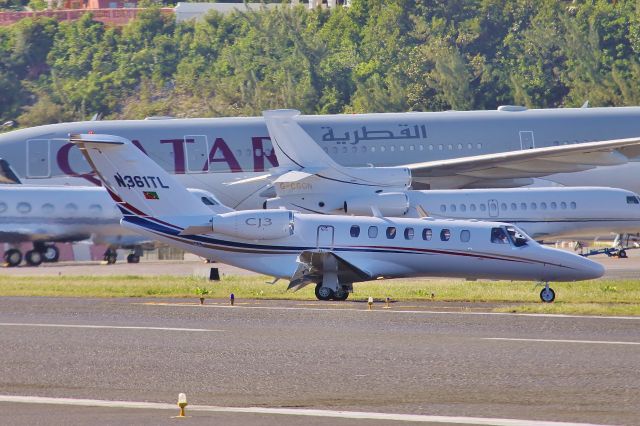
[211,210,295,240]
[343,192,410,217]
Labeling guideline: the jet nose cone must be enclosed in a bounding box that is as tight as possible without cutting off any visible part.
[582,258,605,280]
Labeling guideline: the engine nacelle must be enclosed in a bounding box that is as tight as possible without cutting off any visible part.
[343,192,410,217]
[212,210,294,240]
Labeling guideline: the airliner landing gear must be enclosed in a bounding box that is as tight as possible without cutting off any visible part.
[539,283,556,303]
[126,254,140,263]
[333,287,350,301]
[25,249,43,267]
[103,248,118,264]
[42,245,60,263]
[4,249,22,267]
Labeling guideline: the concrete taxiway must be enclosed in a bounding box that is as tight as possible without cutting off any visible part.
[0,297,638,425]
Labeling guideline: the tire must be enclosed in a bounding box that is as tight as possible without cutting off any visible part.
[4,249,22,267]
[126,254,140,264]
[618,249,628,259]
[25,250,43,267]
[314,283,334,301]
[333,287,349,301]
[43,245,60,263]
[105,254,117,264]
[540,287,556,303]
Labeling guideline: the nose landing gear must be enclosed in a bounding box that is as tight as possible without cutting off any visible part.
[539,282,556,303]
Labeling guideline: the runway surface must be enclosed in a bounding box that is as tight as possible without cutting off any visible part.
[0,297,638,425]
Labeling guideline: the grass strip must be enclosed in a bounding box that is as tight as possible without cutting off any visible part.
[0,275,638,307]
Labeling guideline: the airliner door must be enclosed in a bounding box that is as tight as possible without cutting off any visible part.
[184,135,209,173]
[519,131,535,149]
[488,199,499,217]
[316,225,335,250]
[26,139,51,178]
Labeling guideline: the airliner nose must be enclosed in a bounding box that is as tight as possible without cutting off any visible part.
[567,254,605,280]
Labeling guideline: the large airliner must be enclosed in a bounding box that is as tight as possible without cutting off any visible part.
[1,106,640,210]
[68,133,605,302]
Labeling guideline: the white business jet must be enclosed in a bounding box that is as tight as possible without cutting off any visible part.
[245,110,640,241]
[69,134,604,303]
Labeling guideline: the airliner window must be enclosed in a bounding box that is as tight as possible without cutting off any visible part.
[350,225,360,238]
[450,204,456,212]
[550,202,557,209]
[0,202,7,213]
[17,202,31,214]
[501,203,507,210]
[386,227,397,239]
[561,202,567,209]
[470,204,476,212]
[42,203,54,214]
[422,228,432,241]
[460,204,466,212]
[520,202,527,211]
[511,203,517,210]
[491,228,509,244]
[540,202,547,210]
[368,226,378,238]
[479,204,486,212]
[460,230,470,242]
[627,196,639,204]
[570,201,577,209]
[440,229,451,241]
[506,226,528,247]
[440,205,446,212]
[404,228,414,240]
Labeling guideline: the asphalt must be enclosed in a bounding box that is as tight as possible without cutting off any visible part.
[0,297,638,425]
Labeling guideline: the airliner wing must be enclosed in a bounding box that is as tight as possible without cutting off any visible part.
[288,250,372,291]
[406,137,640,188]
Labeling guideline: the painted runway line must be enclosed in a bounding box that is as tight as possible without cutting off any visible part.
[142,301,640,321]
[484,337,640,346]
[0,395,613,426]
[0,323,223,332]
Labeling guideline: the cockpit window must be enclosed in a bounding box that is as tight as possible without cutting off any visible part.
[491,227,509,244]
[506,226,529,247]
[201,197,217,206]
[627,196,639,204]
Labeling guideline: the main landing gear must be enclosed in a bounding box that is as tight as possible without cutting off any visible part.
[539,282,556,303]
[3,243,59,267]
[314,283,350,301]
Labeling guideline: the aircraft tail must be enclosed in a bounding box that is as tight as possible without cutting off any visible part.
[263,109,342,170]
[70,134,215,218]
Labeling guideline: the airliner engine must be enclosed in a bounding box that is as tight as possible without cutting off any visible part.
[343,192,410,216]
[211,210,294,240]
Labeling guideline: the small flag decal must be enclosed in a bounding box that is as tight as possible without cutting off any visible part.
[144,191,159,200]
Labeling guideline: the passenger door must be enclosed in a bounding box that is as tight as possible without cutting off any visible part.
[488,199,499,218]
[316,225,335,251]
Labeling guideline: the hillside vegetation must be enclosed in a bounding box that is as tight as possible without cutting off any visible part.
[1,0,640,128]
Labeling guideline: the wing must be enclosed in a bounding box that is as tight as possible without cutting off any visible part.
[406,137,640,189]
[287,250,372,291]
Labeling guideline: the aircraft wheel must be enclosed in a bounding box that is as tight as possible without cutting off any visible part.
[540,286,556,303]
[618,249,628,259]
[315,283,334,301]
[333,287,349,301]
[43,245,60,263]
[25,250,43,267]
[4,249,22,267]
[126,254,140,264]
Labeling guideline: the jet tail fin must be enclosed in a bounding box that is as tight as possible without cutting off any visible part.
[70,134,215,218]
[263,109,343,170]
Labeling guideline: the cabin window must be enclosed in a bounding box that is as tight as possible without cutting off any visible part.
[459,204,467,212]
[399,146,405,152]
[89,204,102,214]
[530,202,537,210]
[390,146,395,152]
[422,228,432,241]
[419,145,424,151]
[404,228,414,240]
[561,202,567,209]
[440,205,446,212]
[65,203,78,213]
[350,225,361,238]
[440,229,451,241]
[491,227,509,244]
[501,203,507,210]
[438,144,443,150]
[460,230,471,242]
[477,143,483,149]
[467,143,473,149]
[386,227,397,239]
[448,144,453,150]
[457,143,463,150]
[550,202,557,209]
[17,202,31,214]
[368,226,378,238]
[627,196,639,204]
[410,145,415,151]
[371,147,376,152]
[540,202,547,210]
[450,204,457,212]
[428,145,434,151]
[380,146,386,152]
[570,201,577,209]
[479,204,487,212]
[510,203,517,210]
[0,202,7,213]
[42,203,54,214]
[470,204,476,212]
